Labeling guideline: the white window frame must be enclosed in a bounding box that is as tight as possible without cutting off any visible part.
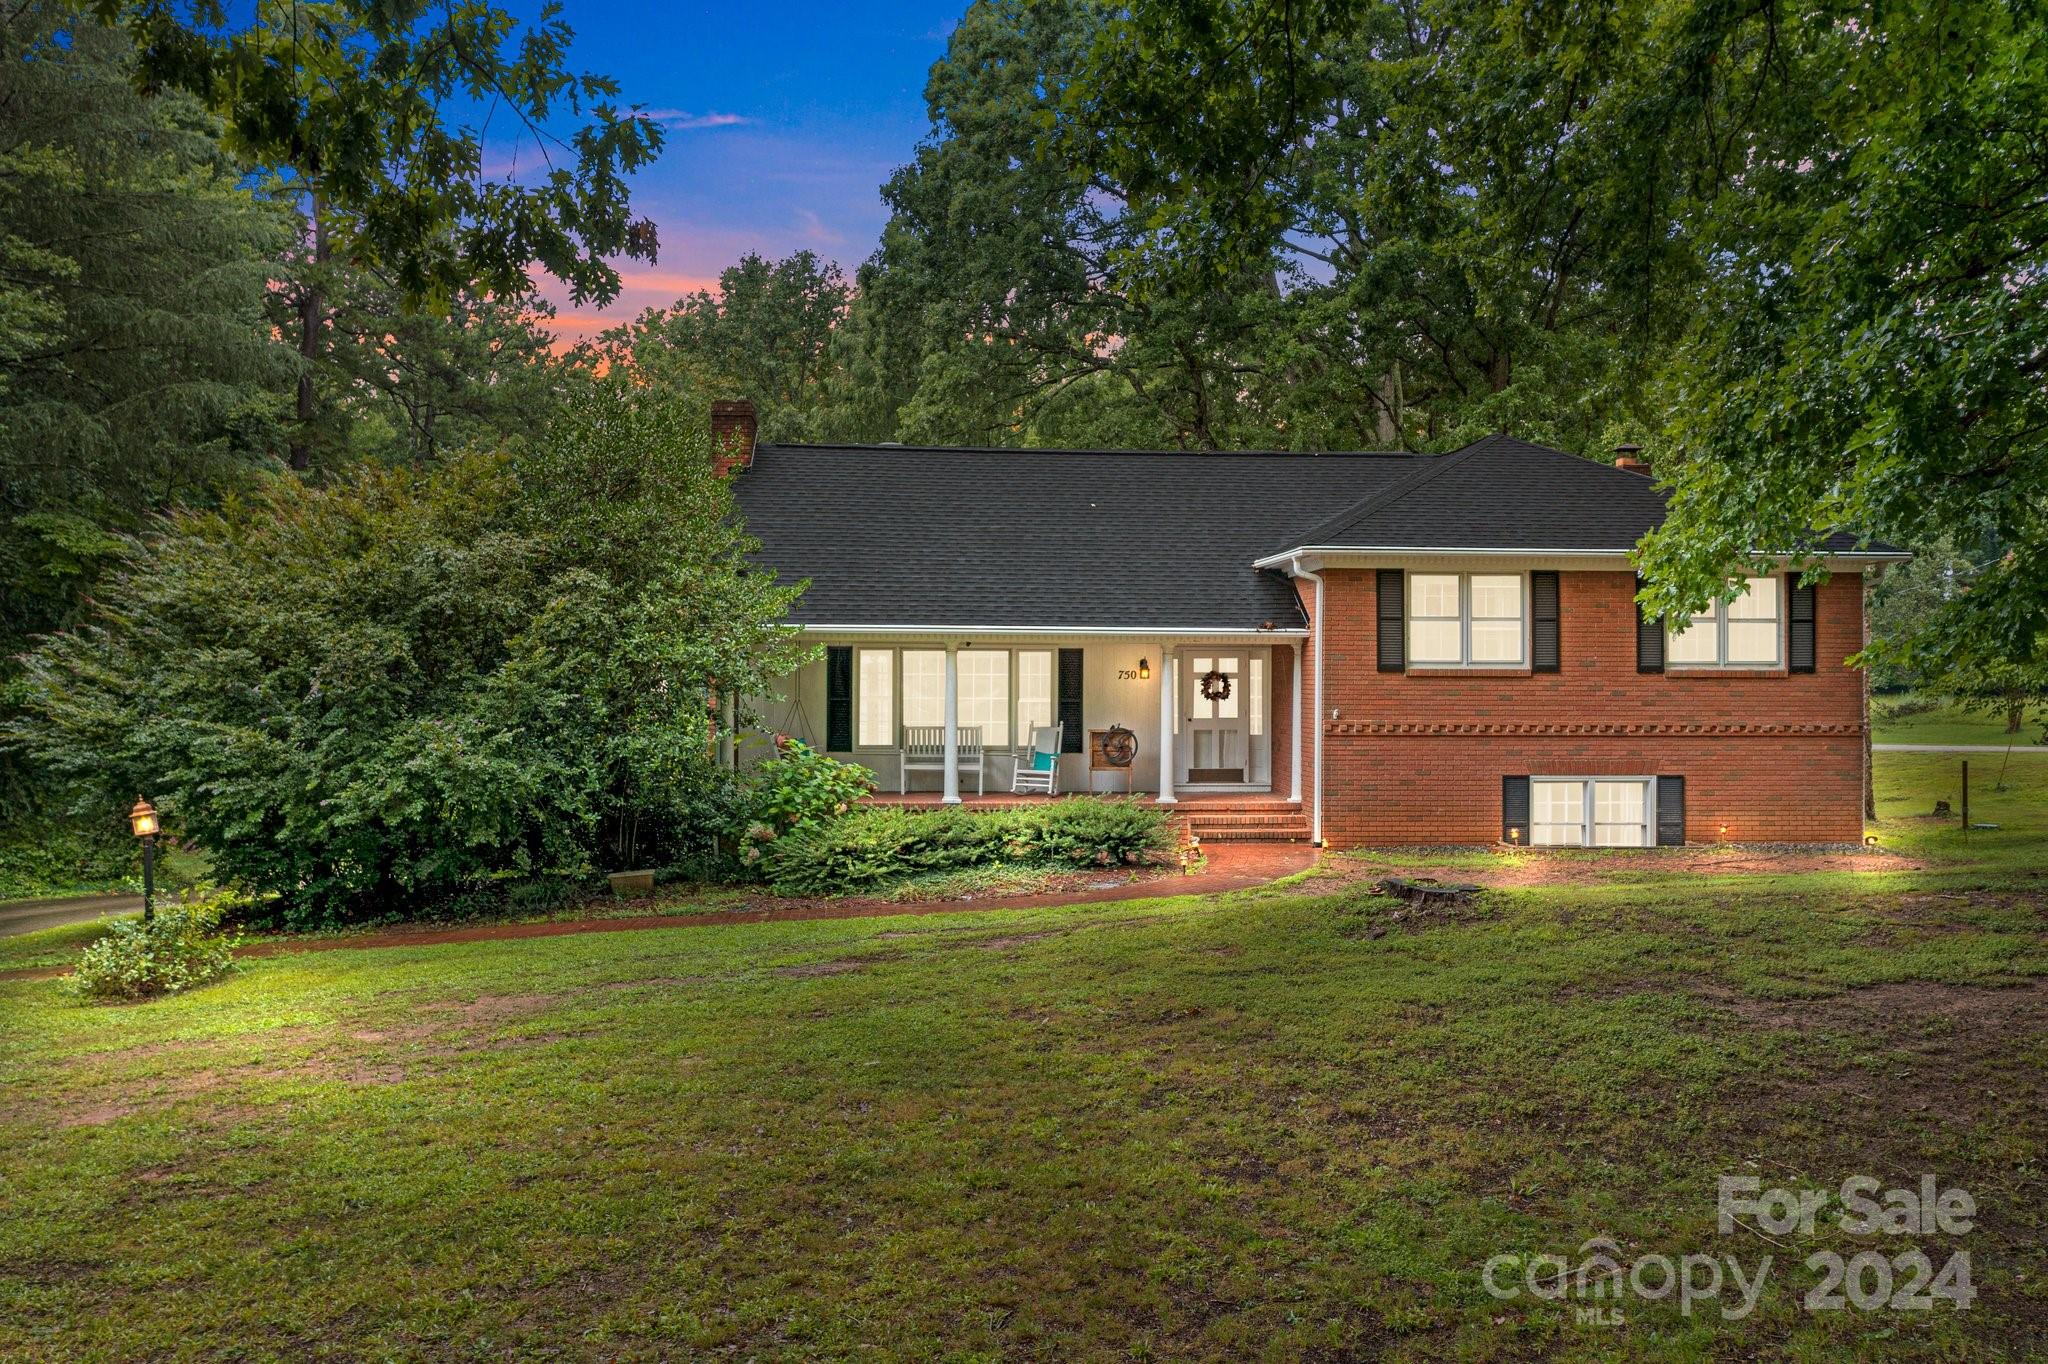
[1529,776,1657,848]
[1667,576,1783,669]
[849,647,1058,752]
[1407,571,1529,668]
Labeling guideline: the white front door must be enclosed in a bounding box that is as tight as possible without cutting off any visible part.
[1182,652,1247,783]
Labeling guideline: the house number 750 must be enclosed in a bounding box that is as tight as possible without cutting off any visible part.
[1117,669,1140,680]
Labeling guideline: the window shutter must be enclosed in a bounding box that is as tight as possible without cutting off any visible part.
[1502,776,1531,844]
[1788,578,1817,673]
[1531,571,1561,673]
[1635,574,1664,674]
[1656,776,1685,846]
[1057,648,1084,753]
[1377,569,1406,672]
[825,646,853,752]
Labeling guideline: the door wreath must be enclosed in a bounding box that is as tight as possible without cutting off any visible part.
[1199,669,1232,703]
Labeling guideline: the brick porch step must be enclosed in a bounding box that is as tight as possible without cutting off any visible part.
[1176,802,1311,845]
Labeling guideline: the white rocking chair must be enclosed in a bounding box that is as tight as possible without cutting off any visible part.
[1010,723,1064,796]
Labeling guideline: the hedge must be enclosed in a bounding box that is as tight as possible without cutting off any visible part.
[758,798,1175,897]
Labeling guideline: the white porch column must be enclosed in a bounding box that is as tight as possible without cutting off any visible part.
[942,646,961,804]
[1290,640,1303,803]
[1156,646,1176,805]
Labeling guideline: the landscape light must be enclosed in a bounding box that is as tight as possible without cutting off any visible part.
[129,797,159,922]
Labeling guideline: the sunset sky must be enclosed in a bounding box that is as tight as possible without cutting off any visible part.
[509,2,963,346]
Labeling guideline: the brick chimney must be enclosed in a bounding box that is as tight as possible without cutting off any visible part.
[710,400,758,477]
[1613,441,1649,475]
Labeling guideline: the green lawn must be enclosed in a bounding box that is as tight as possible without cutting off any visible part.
[1873,695,2047,748]
[2,758,2043,1361]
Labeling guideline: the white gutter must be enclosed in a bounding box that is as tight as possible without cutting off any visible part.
[1252,546,1912,571]
[791,623,1309,637]
[1290,555,1326,847]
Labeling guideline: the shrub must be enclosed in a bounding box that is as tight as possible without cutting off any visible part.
[66,887,248,1002]
[747,740,875,835]
[759,799,1173,897]
[9,387,815,928]
[504,876,587,916]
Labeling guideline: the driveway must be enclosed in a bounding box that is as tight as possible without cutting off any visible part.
[0,893,138,939]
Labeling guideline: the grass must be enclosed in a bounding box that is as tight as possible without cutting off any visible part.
[1873,694,2046,748]
[1,755,2043,1361]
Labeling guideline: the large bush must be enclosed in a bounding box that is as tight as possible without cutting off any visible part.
[66,887,248,1002]
[746,741,876,834]
[10,387,812,926]
[760,798,1174,897]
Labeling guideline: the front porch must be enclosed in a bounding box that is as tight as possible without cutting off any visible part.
[743,635,1307,809]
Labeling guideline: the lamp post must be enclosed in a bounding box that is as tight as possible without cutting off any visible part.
[128,797,159,923]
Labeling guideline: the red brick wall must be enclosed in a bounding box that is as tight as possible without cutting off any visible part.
[1312,569,1868,846]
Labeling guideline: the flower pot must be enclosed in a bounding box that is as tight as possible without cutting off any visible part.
[607,869,657,898]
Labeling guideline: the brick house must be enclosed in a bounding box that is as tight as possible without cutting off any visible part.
[718,400,1905,848]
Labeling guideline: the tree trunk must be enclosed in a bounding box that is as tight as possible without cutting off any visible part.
[288,194,328,472]
[2007,693,2026,734]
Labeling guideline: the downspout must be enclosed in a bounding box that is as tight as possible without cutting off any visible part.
[1291,556,1326,846]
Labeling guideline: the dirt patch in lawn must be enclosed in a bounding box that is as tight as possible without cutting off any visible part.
[1706,976,2048,1158]
[1694,975,2048,1034]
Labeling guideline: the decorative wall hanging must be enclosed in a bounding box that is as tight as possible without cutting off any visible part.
[1199,669,1232,703]
[1100,725,1138,768]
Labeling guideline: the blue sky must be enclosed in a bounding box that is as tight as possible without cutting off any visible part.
[507,2,963,343]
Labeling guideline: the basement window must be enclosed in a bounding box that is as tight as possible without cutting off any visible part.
[1531,778,1653,847]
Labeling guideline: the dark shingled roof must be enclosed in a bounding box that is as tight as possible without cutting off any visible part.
[1274,434,1666,555]
[734,443,1417,630]
[734,436,1899,631]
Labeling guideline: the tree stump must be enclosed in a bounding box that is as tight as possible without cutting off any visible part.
[1371,876,1482,912]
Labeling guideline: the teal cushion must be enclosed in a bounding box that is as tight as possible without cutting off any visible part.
[1031,750,1056,772]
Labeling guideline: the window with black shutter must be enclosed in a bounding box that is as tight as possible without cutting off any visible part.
[1057,648,1084,752]
[1635,574,1665,673]
[1502,776,1531,844]
[1532,571,1561,672]
[1788,579,1817,673]
[1656,776,1686,846]
[1377,569,1406,672]
[825,646,853,752]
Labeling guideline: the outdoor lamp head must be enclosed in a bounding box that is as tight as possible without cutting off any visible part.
[1137,657,1151,680]
[128,797,158,839]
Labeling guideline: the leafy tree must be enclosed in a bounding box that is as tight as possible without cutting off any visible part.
[103,0,664,309]
[1045,0,2043,677]
[1943,656,2048,741]
[866,0,1690,452]
[580,251,850,443]
[1866,535,1981,691]
[267,248,572,470]
[9,387,812,924]
[97,0,664,466]
[0,6,291,688]
[1634,0,2048,674]
[844,0,1304,450]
